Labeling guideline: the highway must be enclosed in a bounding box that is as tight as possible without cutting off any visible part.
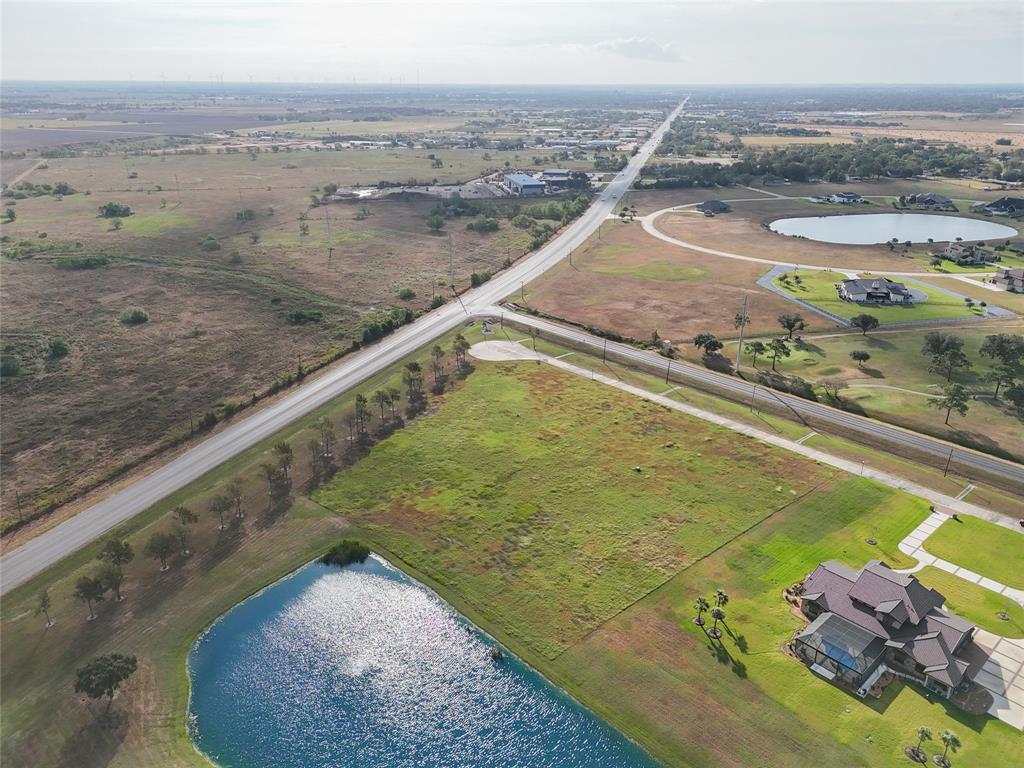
[489,308,1024,492]
[0,98,689,594]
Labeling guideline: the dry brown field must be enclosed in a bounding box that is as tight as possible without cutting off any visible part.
[784,111,1024,149]
[522,220,829,341]
[0,148,542,523]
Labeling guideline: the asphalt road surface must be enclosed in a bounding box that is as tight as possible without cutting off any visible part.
[0,98,688,594]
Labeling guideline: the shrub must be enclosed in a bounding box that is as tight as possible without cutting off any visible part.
[470,271,492,287]
[228,250,242,264]
[0,354,21,378]
[97,202,132,218]
[119,307,149,326]
[48,338,70,358]
[200,236,221,252]
[466,218,500,233]
[398,287,416,301]
[285,308,324,325]
[429,294,446,309]
[321,539,371,567]
[55,255,109,270]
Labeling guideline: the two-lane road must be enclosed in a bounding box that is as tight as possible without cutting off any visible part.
[0,98,688,594]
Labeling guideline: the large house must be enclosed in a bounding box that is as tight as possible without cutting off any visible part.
[794,560,977,699]
[828,192,863,204]
[696,200,730,215]
[504,173,545,197]
[838,277,913,304]
[980,196,1024,216]
[994,266,1024,293]
[906,193,952,208]
[940,242,995,266]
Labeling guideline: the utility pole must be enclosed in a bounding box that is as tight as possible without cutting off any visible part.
[448,234,455,288]
[942,446,955,477]
[734,294,749,371]
[665,360,672,384]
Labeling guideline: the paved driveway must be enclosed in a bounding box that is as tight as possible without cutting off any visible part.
[972,630,1024,730]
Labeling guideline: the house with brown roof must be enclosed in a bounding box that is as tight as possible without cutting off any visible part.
[940,242,996,266]
[793,560,976,699]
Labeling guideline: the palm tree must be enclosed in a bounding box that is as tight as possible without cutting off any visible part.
[210,495,232,530]
[714,589,729,608]
[708,607,726,639]
[910,726,931,762]
[386,387,402,421]
[693,596,709,626]
[935,730,960,766]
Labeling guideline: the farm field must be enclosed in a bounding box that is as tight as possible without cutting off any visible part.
[783,111,1024,150]
[0,144,562,525]
[924,516,1024,590]
[521,221,827,341]
[771,270,988,323]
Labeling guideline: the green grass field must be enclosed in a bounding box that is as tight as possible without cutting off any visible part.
[924,516,1024,589]
[916,567,1024,637]
[315,362,834,659]
[773,270,987,323]
[3,350,1022,768]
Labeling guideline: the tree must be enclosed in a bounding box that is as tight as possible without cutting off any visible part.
[427,214,445,231]
[73,576,107,620]
[768,338,790,371]
[921,332,971,381]
[452,333,471,371]
[692,596,710,626]
[979,333,1024,369]
[693,332,723,355]
[98,562,126,602]
[227,479,244,519]
[98,538,134,569]
[1006,381,1024,416]
[35,588,53,627]
[911,726,932,762]
[48,338,70,358]
[372,389,390,422]
[937,730,960,766]
[316,416,334,460]
[403,362,424,402]
[210,495,232,530]
[387,387,402,421]
[430,344,446,388]
[850,350,871,368]
[931,383,970,425]
[985,364,1017,398]
[299,222,310,236]
[75,654,138,714]
[850,314,879,336]
[273,441,293,479]
[714,588,729,608]
[172,505,198,555]
[353,394,371,438]
[734,311,750,331]
[777,313,806,339]
[98,202,132,218]
[708,607,726,639]
[144,532,176,571]
[745,340,767,368]
[4,208,15,223]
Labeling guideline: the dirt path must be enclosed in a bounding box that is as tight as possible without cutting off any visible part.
[6,159,44,187]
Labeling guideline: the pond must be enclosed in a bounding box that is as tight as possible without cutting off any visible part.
[769,213,1017,245]
[188,556,659,768]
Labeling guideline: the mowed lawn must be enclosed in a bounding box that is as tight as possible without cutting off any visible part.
[925,516,1024,590]
[916,567,1024,638]
[551,481,1024,768]
[773,270,987,323]
[315,362,835,659]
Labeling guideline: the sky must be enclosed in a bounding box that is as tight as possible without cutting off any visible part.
[1,0,1021,85]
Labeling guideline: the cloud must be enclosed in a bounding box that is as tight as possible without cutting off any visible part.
[594,37,686,63]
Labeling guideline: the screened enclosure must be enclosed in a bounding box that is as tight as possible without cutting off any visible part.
[794,613,886,685]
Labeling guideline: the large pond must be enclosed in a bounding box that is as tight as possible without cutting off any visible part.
[769,212,1017,245]
[188,556,658,768]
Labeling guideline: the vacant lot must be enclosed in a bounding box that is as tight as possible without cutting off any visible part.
[522,221,825,341]
[0,147,545,522]
[315,362,834,658]
[925,516,1024,589]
